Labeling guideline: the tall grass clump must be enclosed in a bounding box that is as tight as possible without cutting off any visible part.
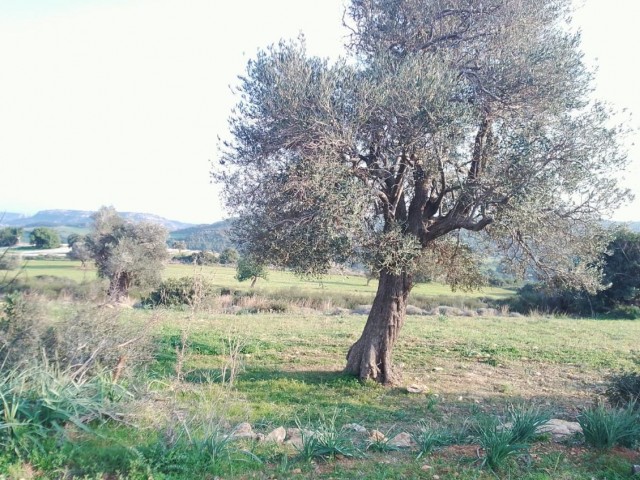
[578,403,640,449]
[296,413,358,460]
[507,403,551,444]
[0,361,128,458]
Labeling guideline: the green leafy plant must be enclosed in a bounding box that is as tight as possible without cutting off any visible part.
[606,371,640,408]
[507,403,551,444]
[296,413,358,460]
[477,421,528,471]
[578,403,640,449]
[413,422,452,459]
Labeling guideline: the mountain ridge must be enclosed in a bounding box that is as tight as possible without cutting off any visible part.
[0,209,195,232]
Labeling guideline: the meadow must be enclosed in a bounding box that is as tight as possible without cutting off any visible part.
[1,258,639,479]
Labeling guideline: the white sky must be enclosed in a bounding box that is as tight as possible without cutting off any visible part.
[0,0,638,224]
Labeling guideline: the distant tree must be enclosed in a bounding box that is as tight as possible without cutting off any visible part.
[67,239,91,268]
[172,240,187,253]
[29,227,60,249]
[596,229,640,309]
[236,255,268,287]
[66,233,82,247]
[86,206,169,301]
[0,227,22,247]
[218,0,630,383]
[218,247,239,265]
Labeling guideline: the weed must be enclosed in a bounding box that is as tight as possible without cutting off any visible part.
[477,419,528,471]
[365,427,400,453]
[296,413,358,460]
[507,403,551,444]
[605,371,640,408]
[413,422,452,459]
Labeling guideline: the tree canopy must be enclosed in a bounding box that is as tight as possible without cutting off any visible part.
[29,227,60,249]
[217,0,630,384]
[86,207,169,301]
[0,228,22,247]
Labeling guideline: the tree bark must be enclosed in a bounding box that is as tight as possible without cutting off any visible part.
[345,269,412,385]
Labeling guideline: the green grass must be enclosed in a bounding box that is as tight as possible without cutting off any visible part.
[3,259,640,478]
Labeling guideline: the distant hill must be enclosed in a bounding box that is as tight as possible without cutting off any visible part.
[0,212,27,224]
[1,209,194,232]
[169,219,234,252]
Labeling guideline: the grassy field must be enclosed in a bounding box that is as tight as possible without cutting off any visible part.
[1,259,639,479]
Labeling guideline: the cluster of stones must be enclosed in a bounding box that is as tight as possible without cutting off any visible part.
[340,305,524,317]
[229,418,585,448]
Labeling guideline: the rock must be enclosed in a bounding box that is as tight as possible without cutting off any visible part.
[344,423,367,433]
[352,305,372,315]
[406,384,426,394]
[632,465,640,475]
[285,428,314,449]
[291,468,303,474]
[265,426,286,443]
[389,432,415,448]
[406,305,426,315]
[537,419,583,439]
[328,307,351,316]
[477,308,498,317]
[368,429,387,442]
[421,464,432,471]
[232,422,256,439]
[433,475,441,480]
[509,312,524,317]
[432,367,443,372]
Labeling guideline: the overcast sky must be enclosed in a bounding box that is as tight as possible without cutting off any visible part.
[0,0,638,224]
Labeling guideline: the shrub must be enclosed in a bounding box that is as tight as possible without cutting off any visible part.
[142,276,218,307]
[476,419,527,471]
[0,293,49,368]
[578,403,640,449]
[0,253,21,271]
[173,251,217,266]
[606,371,640,408]
[609,305,640,320]
[507,403,551,444]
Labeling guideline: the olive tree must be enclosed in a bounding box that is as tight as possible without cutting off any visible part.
[217,0,630,384]
[29,227,61,249]
[0,227,22,247]
[86,207,169,301]
[236,255,268,287]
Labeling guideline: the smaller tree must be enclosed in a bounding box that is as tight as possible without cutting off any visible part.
[218,247,239,265]
[66,233,82,247]
[29,227,60,249]
[596,229,640,309]
[0,227,22,247]
[67,239,91,268]
[86,207,169,301]
[171,240,187,254]
[236,255,268,287]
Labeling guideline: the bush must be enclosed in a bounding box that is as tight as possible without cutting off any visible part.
[0,227,22,247]
[0,253,21,271]
[606,371,640,408]
[1,293,153,379]
[173,251,218,266]
[143,276,218,307]
[609,305,640,320]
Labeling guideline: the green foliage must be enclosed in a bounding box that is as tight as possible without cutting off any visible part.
[0,361,128,459]
[174,250,218,266]
[218,247,239,265]
[296,414,358,460]
[413,422,452,459]
[476,417,528,471]
[67,239,91,267]
[0,227,22,247]
[86,206,169,300]
[606,371,640,408]
[29,227,60,249]
[597,229,640,309]
[143,276,218,307]
[235,256,268,286]
[506,404,551,444]
[578,403,640,449]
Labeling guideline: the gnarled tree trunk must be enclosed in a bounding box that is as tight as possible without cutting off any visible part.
[345,270,412,385]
